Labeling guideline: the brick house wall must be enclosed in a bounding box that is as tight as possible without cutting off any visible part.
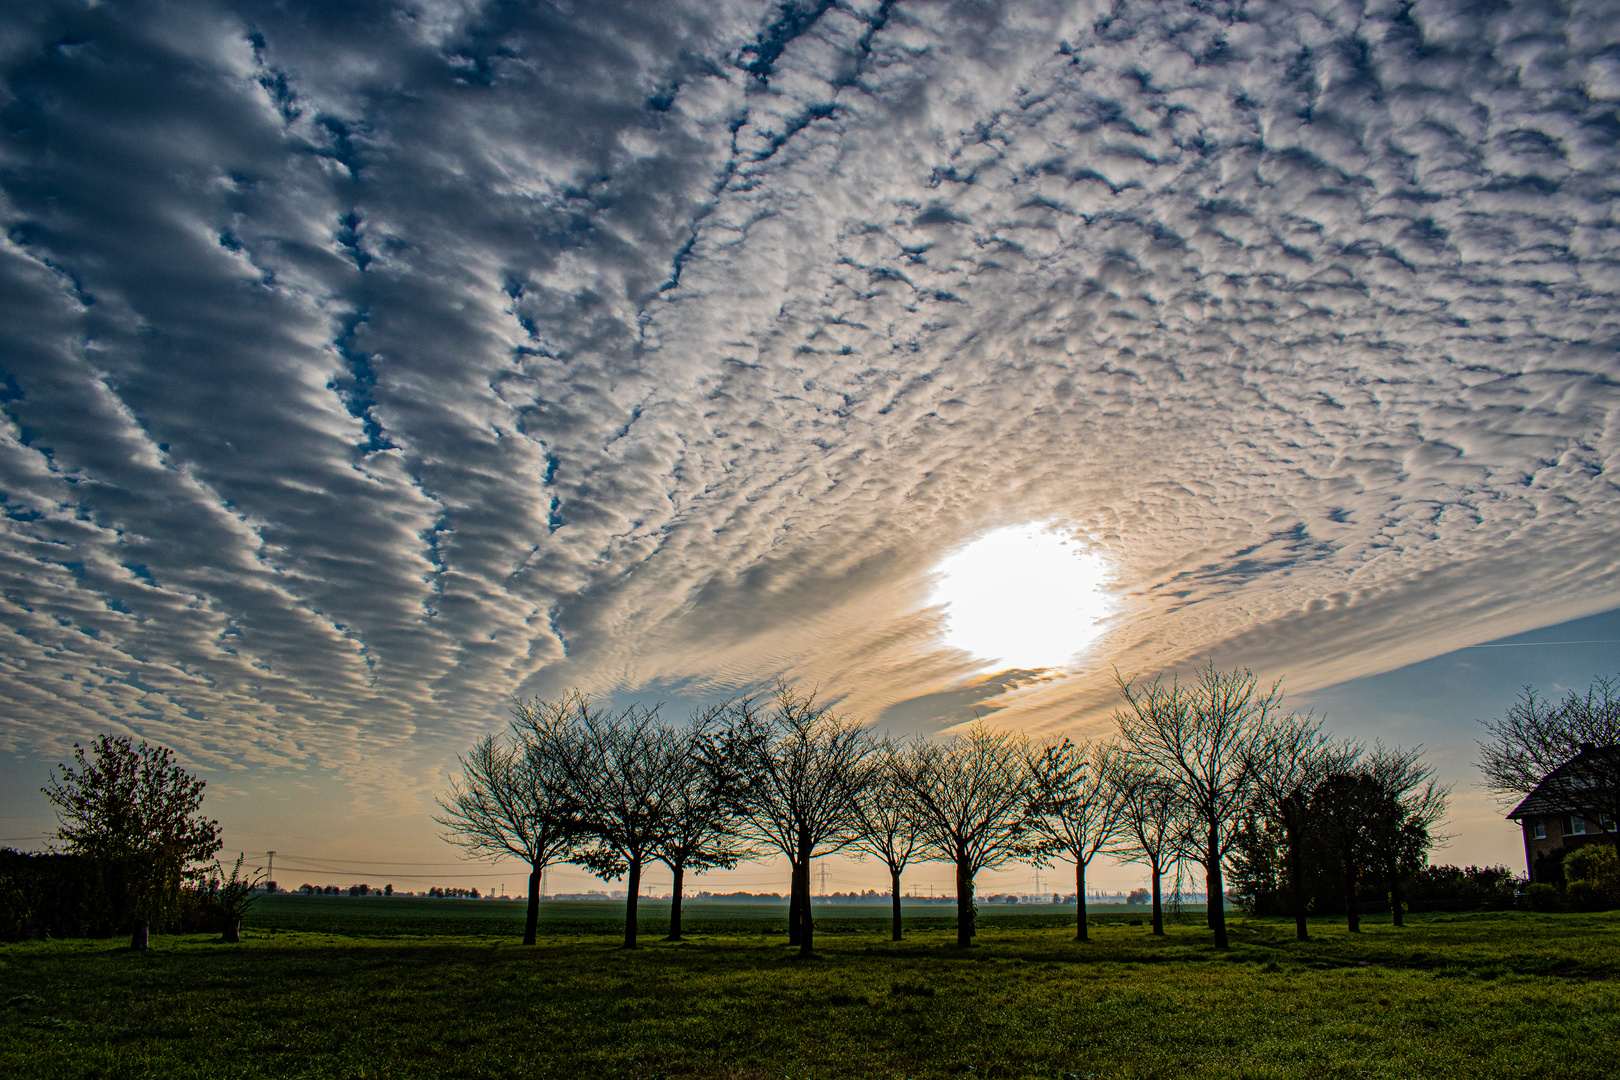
[1519,813,1617,882]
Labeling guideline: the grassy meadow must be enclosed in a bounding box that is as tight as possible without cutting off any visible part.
[237,894,1130,937]
[2,900,1616,1079]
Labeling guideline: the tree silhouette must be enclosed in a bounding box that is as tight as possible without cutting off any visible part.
[1106,761,1188,935]
[1478,678,1620,858]
[893,723,1032,948]
[850,741,924,941]
[1245,716,1351,939]
[536,697,677,949]
[1115,663,1280,949]
[1026,738,1126,941]
[723,683,878,955]
[439,695,588,945]
[655,707,751,941]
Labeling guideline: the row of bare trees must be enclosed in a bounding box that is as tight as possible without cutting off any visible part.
[438,665,1447,951]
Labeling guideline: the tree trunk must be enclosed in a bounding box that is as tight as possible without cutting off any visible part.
[1075,860,1089,941]
[1207,826,1229,949]
[130,920,149,951]
[1343,848,1360,933]
[666,861,686,941]
[1286,813,1309,941]
[955,859,974,948]
[1204,864,1215,928]
[524,865,541,946]
[786,860,800,946]
[798,853,815,956]
[787,857,806,947]
[890,868,902,942]
[223,918,241,943]
[623,857,641,949]
[1150,860,1164,935]
[1389,860,1404,928]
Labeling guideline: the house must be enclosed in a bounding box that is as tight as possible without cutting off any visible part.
[1506,742,1618,882]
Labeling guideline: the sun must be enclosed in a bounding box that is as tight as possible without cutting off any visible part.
[930,524,1116,669]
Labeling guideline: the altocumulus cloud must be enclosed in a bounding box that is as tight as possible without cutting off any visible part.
[2,0,1619,783]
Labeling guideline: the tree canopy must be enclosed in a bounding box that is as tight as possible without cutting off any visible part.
[43,734,221,869]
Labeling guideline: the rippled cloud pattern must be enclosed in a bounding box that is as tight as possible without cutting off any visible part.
[2,0,1618,778]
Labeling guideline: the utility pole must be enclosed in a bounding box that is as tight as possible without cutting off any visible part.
[1033,867,1042,897]
[818,863,828,896]
[267,851,276,891]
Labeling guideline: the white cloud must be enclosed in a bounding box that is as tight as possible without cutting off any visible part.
[0,0,1618,796]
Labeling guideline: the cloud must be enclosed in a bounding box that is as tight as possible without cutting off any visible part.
[2,0,1619,791]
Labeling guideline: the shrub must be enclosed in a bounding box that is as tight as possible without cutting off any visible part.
[1533,847,1569,888]
[1562,845,1620,910]
[1526,882,1560,912]
[1563,844,1618,885]
[0,850,146,940]
[1405,865,1524,912]
[1566,880,1607,911]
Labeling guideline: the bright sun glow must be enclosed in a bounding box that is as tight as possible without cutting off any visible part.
[931,525,1116,669]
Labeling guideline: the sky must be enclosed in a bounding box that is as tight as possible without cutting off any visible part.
[2,0,1619,897]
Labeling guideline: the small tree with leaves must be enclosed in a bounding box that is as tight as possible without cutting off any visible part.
[1307,770,1385,932]
[43,734,222,947]
[1361,743,1448,926]
[203,852,265,943]
[1245,716,1353,940]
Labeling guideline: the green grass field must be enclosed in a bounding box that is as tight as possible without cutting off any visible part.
[2,902,1616,1079]
[237,894,1149,937]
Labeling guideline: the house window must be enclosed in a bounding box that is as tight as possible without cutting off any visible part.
[1565,816,1587,836]
[1532,820,1546,840]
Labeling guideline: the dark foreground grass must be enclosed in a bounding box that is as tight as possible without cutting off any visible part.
[2,910,1617,1079]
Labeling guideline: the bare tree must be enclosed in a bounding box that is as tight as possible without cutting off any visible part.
[529,696,675,949]
[436,707,584,946]
[1245,716,1353,940]
[850,740,924,942]
[1478,678,1620,856]
[655,706,752,942]
[1026,738,1126,941]
[1107,762,1188,935]
[1114,662,1281,949]
[723,683,879,955]
[892,722,1033,948]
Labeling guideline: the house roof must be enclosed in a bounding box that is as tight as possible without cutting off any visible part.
[1506,744,1619,819]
